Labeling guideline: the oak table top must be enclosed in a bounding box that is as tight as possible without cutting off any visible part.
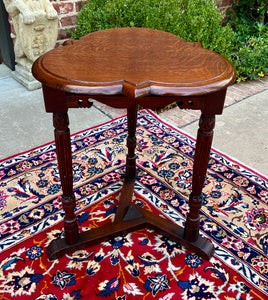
[33,27,235,100]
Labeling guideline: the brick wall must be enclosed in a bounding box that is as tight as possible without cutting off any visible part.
[51,0,84,44]
[6,0,236,46]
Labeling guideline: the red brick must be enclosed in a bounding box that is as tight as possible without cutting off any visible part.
[214,0,222,7]
[54,2,74,15]
[60,15,77,27]
[228,85,250,97]
[187,110,201,117]
[164,106,188,118]
[221,0,233,6]
[225,90,243,101]
[213,0,236,8]
[181,111,199,122]
[224,95,236,106]
[55,42,61,48]
[76,0,87,12]
[236,83,262,95]
[57,28,72,40]
[245,81,267,91]
[159,110,189,128]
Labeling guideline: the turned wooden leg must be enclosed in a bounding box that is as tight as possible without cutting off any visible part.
[125,102,138,180]
[47,109,214,261]
[53,112,79,245]
[114,103,138,222]
[184,114,215,242]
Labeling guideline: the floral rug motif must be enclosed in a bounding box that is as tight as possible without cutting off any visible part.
[0,109,267,299]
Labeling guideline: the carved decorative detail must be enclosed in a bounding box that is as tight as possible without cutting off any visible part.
[125,103,137,180]
[53,113,69,132]
[184,113,216,242]
[199,114,215,133]
[52,112,79,245]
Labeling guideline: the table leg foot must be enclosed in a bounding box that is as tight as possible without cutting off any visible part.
[47,216,147,260]
[133,204,215,260]
[47,203,214,261]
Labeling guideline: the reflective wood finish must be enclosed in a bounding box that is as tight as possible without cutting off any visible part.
[32,27,236,261]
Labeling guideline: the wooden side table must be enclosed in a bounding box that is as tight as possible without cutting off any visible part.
[32,28,236,260]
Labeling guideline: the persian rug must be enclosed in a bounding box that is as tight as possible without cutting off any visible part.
[0,109,267,300]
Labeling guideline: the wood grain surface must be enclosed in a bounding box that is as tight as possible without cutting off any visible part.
[32,27,236,98]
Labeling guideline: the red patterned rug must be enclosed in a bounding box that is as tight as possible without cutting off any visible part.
[0,110,267,299]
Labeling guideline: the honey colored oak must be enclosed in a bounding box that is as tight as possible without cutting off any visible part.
[32,27,236,261]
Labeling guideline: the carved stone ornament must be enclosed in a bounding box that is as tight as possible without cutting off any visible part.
[3,0,58,90]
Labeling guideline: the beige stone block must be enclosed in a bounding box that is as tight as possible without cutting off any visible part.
[3,0,58,90]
